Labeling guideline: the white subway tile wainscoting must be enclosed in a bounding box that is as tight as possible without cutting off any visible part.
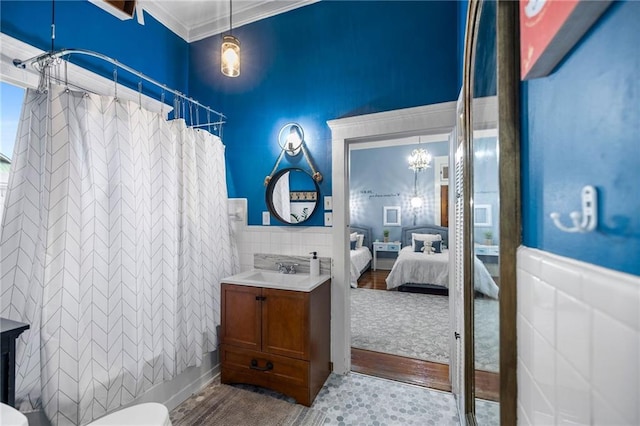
[517,247,639,425]
[235,225,333,273]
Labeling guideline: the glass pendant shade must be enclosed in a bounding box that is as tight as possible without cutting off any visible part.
[411,196,423,208]
[221,35,240,77]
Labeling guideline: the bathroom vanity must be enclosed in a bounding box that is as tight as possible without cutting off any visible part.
[220,270,331,406]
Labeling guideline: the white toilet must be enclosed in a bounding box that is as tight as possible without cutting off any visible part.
[87,403,172,426]
[0,403,29,426]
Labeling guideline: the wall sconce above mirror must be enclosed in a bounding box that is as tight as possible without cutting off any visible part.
[265,122,322,186]
[278,123,304,156]
[266,168,320,225]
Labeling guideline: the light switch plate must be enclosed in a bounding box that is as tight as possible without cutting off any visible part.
[324,196,333,211]
[262,211,270,226]
[324,212,333,227]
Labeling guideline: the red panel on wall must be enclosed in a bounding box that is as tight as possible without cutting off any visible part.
[520,0,612,80]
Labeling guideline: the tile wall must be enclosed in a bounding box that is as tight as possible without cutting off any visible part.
[517,247,639,425]
[230,198,333,272]
[235,226,332,272]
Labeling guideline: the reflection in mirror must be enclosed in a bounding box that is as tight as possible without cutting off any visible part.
[471,0,500,422]
[266,168,320,224]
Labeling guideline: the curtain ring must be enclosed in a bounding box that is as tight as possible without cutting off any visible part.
[160,88,165,116]
[174,95,180,120]
[113,67,118,101]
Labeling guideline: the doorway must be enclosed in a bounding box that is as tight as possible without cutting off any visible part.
[347,137,452,390]
[327,102,457,381]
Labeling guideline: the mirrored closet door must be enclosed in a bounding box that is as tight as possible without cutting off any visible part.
[459,0,519,423]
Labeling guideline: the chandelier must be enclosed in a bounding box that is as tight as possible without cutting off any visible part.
[408,148,432,172]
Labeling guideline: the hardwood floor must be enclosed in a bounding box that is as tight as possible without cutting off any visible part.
[355,268,389,290]
[351,348,451,392]
[352,269,499,401]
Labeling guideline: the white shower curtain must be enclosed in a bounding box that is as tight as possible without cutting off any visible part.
[0,84,238,425]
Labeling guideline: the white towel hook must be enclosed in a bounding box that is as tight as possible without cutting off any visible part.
[550,185,598,233]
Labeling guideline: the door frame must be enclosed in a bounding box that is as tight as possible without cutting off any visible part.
[327,101,457,374]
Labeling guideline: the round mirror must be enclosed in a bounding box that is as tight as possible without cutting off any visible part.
[266,168,320,224]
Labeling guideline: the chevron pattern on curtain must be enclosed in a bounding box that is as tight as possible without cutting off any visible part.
[0,84,238,425]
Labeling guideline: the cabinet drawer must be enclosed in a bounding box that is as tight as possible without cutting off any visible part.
[221,344,309,389]
[373,243,400,251]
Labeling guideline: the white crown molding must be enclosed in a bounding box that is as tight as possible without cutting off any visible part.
[139,1,192,41]
[140,0,319,43]
[189,0,320,42]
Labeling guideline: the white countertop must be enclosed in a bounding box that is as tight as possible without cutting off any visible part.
[221,269,331,292]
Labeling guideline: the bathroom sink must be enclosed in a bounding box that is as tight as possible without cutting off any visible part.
[222,269,330,292]
[242,270,309,284]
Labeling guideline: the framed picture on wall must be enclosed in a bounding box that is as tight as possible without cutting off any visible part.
[383,206,402,227]
[435,156,449,185]
[474,204,492,227]
[520,0,612,80]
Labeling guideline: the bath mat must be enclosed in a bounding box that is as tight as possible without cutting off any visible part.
[170,378,326,426]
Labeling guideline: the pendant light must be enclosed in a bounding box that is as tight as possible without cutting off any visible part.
[221,0,240,77]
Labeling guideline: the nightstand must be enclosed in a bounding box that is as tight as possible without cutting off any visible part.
[475,244,499,281]
[372,242,401,271]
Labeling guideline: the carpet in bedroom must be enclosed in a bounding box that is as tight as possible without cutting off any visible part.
[350,288,499,371]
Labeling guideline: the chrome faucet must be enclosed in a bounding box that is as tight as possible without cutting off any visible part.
[276,262,299,274]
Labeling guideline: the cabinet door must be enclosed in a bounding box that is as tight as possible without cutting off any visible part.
[262,288,309,360]
[221,284,262,351]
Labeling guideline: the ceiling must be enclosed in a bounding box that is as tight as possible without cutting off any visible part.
[138,0,319,43]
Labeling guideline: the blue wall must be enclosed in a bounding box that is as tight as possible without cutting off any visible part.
[521,1,640,276]
[457,0,469,91]
[0,1,189,102]
[350,142,449,242]
[189,1,460,226]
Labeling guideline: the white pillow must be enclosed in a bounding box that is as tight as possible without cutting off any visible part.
[356,234,364,248]
[350,232,358,242]
[412,233,442,249]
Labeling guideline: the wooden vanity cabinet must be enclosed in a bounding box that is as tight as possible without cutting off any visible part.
[220,279,331,406]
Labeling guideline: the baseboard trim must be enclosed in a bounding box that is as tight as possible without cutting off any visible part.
[23,351,221,426]
[127,350,221,412]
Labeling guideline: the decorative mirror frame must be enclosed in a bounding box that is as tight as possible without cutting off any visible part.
[382,206,402,226]
[463,0,520,423]
[265,167,321,225]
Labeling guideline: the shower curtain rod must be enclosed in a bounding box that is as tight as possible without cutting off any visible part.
[13,47,226,123]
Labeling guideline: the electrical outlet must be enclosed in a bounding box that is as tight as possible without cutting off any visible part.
[324,196,333,211]
[262,211,270,226]
[324,212,332,227]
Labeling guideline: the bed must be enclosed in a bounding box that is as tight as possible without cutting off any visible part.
[385,225,499,299]
[349,225,373,288]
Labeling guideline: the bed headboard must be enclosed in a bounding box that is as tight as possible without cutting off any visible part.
[349,225,373,251]
[401,225,449,248]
